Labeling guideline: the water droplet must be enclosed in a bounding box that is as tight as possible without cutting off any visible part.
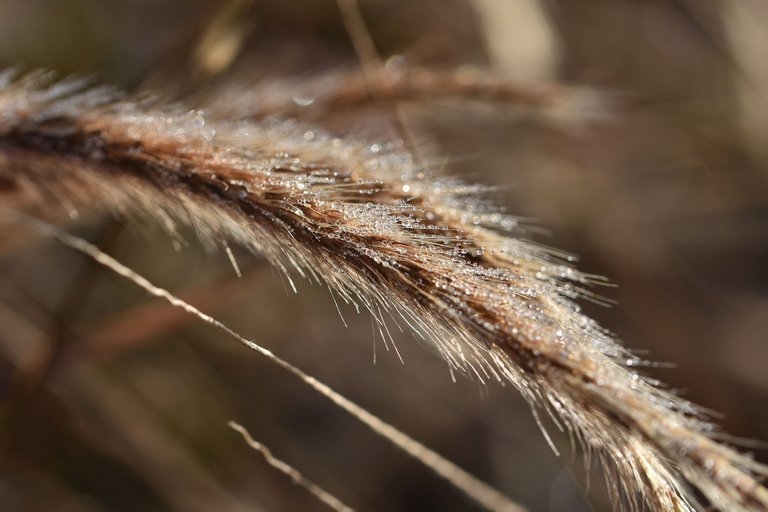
[292,95,315,106]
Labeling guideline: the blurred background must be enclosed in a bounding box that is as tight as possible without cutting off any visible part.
[1,1,767,510]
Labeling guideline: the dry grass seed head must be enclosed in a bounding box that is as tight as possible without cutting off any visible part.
[0,71,767,511]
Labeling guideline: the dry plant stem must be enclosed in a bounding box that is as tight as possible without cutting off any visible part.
[336,0,381,81]
[228,421,355,512]
[0,73,767,511]
[12,215,524,512]
[335,0,425,170]
[76,269,258,361]
[0,220,121,461]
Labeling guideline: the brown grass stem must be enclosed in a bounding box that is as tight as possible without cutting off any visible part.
[228,421,355,512]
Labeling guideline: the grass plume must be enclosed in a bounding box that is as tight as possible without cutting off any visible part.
[0,70,767,511]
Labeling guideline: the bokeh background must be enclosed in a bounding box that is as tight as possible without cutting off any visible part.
[1,1,767,511]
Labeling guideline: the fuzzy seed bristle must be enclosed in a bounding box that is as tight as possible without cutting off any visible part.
[0,71,766,511]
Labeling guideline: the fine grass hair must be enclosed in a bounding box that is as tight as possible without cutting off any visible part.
[0,69,767,512]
